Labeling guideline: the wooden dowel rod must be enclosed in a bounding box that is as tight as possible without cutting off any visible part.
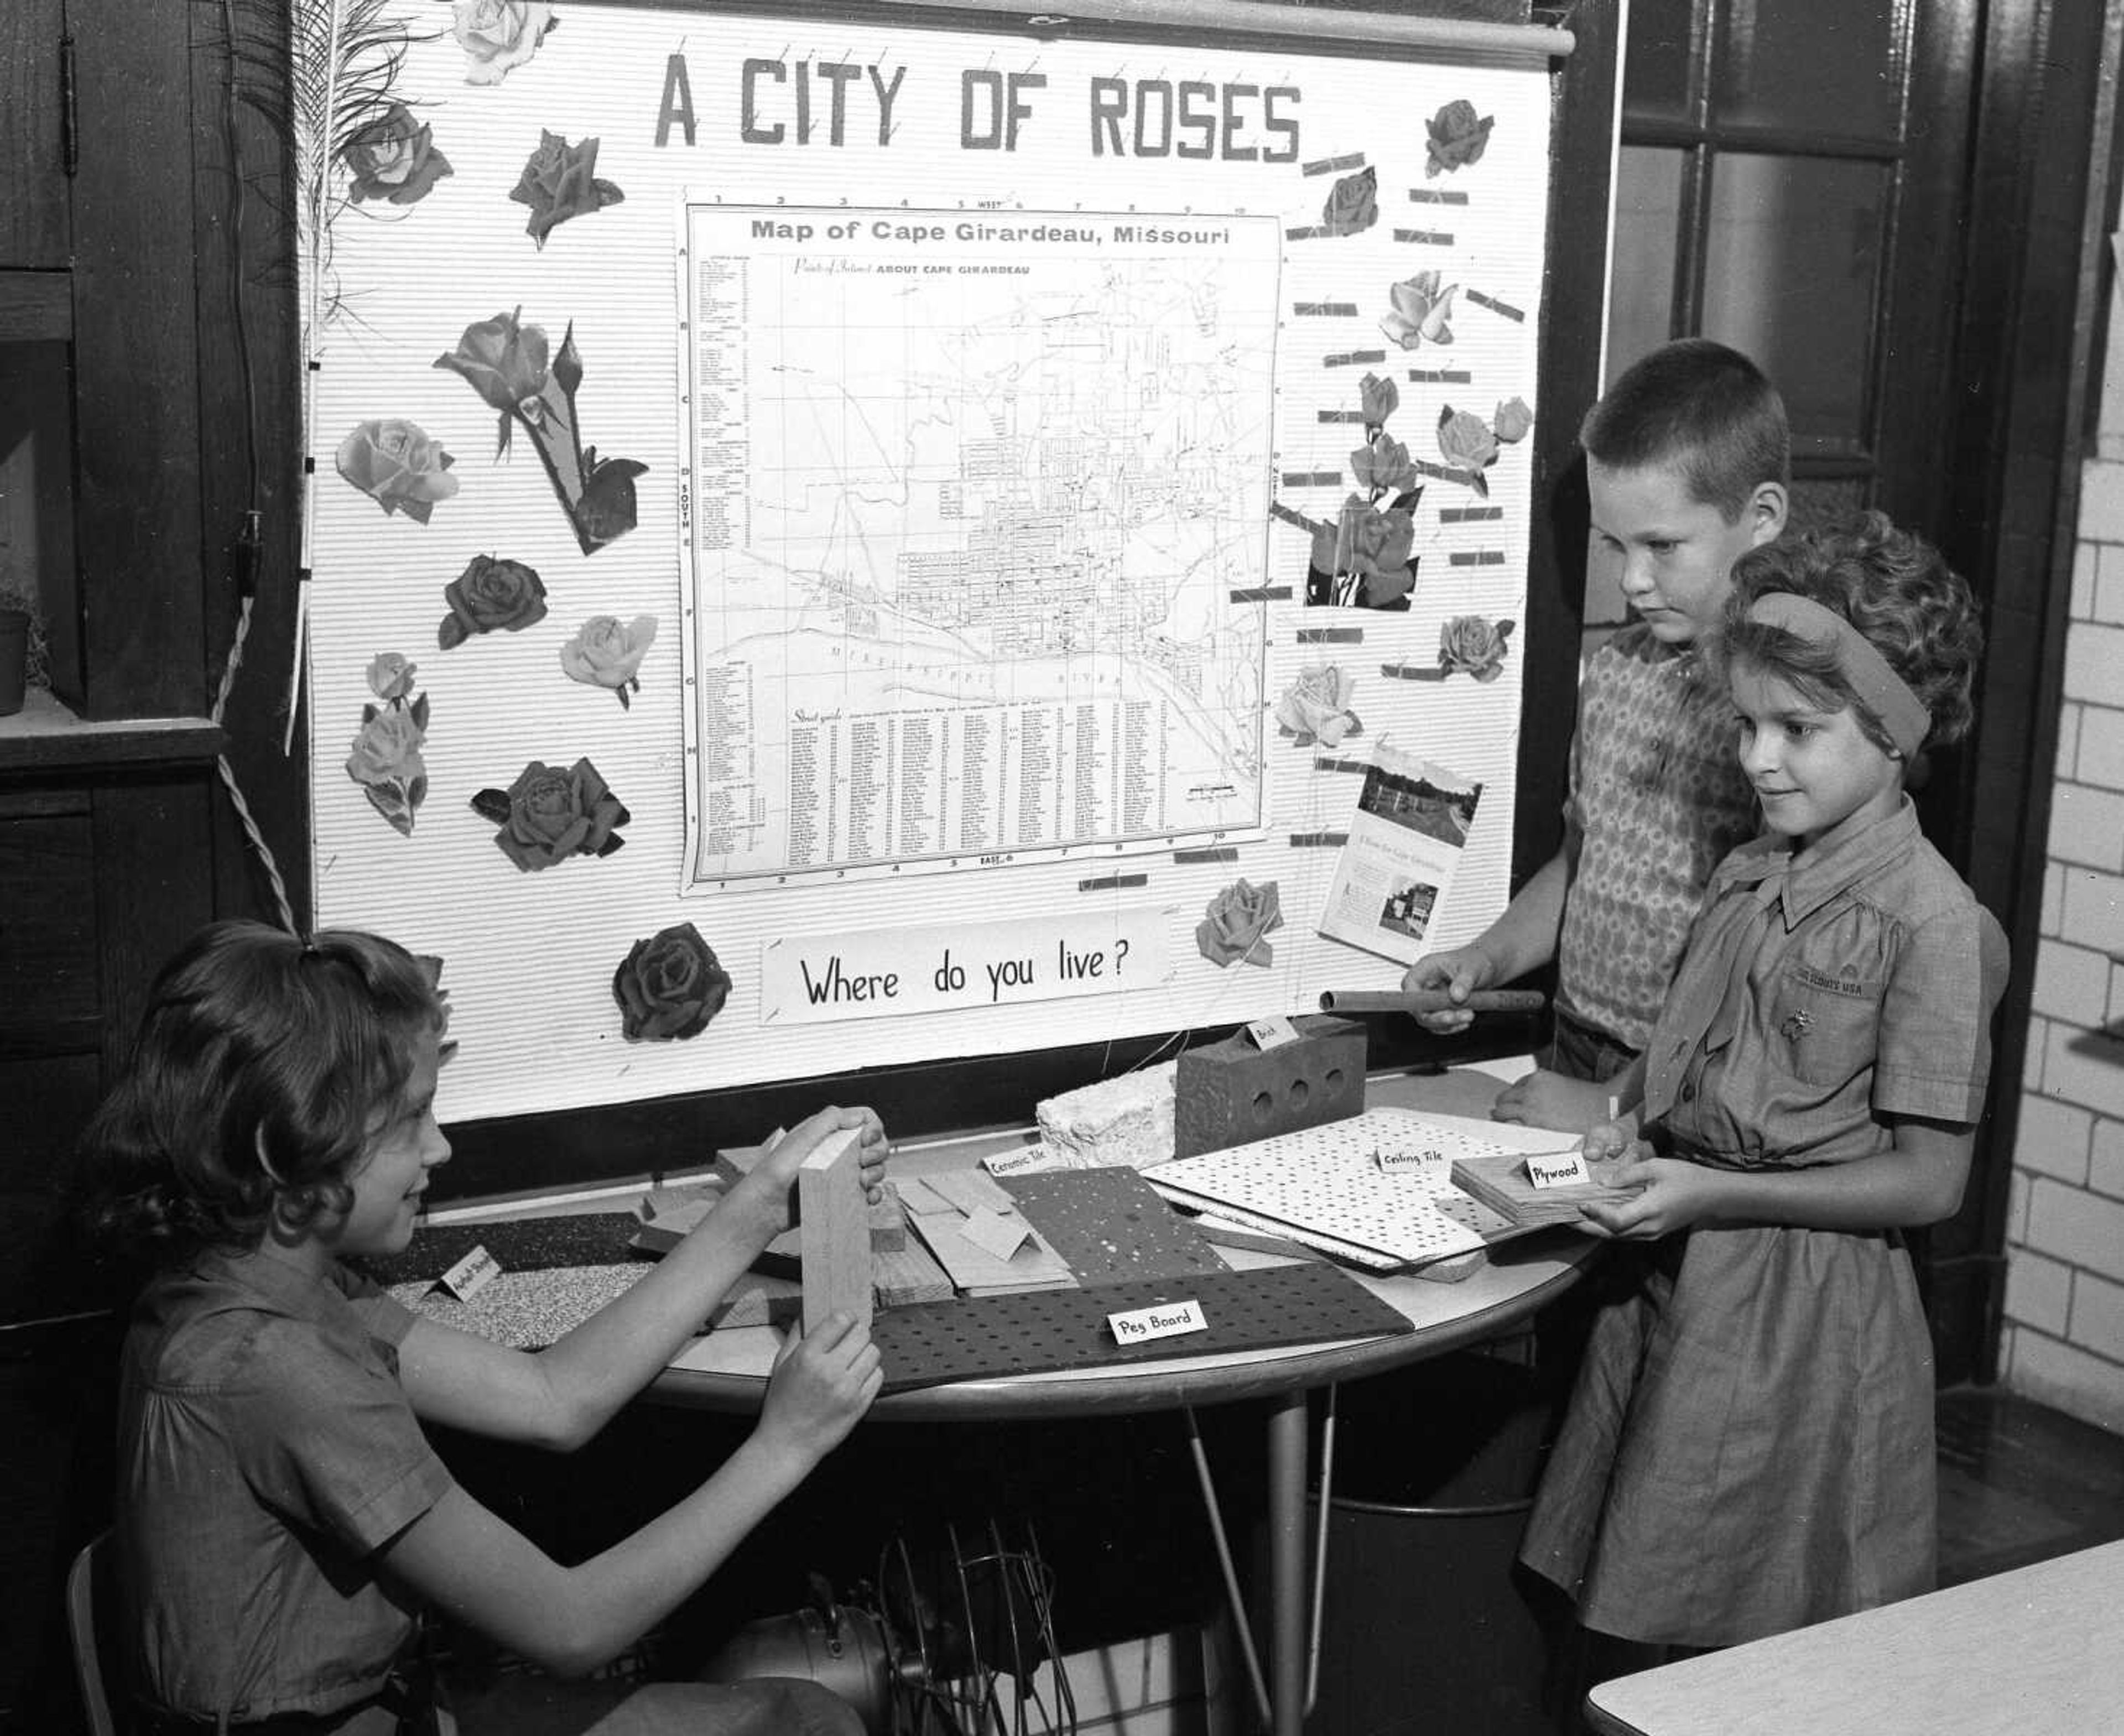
[1318,988,1548,1015]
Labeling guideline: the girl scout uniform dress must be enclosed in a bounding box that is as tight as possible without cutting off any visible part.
[1520,797,2008,1647]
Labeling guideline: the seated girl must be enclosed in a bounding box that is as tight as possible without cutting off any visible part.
[78,920,888,1735]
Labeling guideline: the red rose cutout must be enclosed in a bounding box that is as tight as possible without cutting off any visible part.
[613,924,732,1041]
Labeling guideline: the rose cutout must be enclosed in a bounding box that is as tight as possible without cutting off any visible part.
[613,923,732,1041]
[561,614,658,707]
[1360,370,1399,430]
[512,131,624,246]
[435,307,552,457]
[470,757,629,871]
[1439,616,1516,682]
[1196,879,1284,969]
[1494,397,1534,444]
[1437,405,1502,497]
[346,703,429,837]
[454,1,556,85]
[1321,166,1378,237]
[336,419,459,522]
[1382,271,1457,349]
[1351,434,1417,497]
[366,652,418,703]
[1427,99,1495,178]
[438,554,546,649]
[341,104,453,207]
[1276,664,1361,746]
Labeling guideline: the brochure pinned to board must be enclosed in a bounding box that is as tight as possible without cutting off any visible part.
[1318,744,1485,967]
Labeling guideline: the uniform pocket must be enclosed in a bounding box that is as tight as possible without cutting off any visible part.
[1768,962,1878,1087]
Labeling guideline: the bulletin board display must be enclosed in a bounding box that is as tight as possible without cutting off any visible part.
[304,1,1554,1125]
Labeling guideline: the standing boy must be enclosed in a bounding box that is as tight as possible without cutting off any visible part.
[1405,339,1787,1130]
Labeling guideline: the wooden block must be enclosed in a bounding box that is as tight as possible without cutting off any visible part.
[906,1212,1075,1295]
[706,1272,803,1330]
[798,1125,873,1334]
[922,1166,1017,1216]
[894,1175,959,1215]
[870,1181,908,1253]
[872,1235,954,1308]
[1173,1014,1368,1157]
[1448,1147,1636,1228]
[629,1188,721,1257]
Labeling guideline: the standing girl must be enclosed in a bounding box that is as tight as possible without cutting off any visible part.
[79,920,888,1734]
[1520,512,2010,1651]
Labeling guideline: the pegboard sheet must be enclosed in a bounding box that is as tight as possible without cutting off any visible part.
[1144,1107,1527,1267]
[871,1261,1409,1393]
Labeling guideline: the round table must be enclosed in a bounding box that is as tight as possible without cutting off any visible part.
[652,1066,1597,1735]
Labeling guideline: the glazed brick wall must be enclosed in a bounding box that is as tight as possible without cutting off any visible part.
[2001,452,2124,1435]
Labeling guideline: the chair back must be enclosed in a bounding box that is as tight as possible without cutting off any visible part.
[65,1529,119,1736]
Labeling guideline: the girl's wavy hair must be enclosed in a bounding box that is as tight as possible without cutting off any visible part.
[1716,509,1984,755]
[77,921,449,1265]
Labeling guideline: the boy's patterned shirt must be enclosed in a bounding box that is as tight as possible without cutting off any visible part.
[1556,624,1761,1051]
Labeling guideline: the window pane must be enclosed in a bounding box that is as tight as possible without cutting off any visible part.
[1701,153,1884,451]
[1622,0,1698,123]
[1604,147,1685,389]
[1714,0,1903,140]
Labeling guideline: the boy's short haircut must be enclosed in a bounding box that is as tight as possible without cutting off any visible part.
[77,921,451,1263]
[1719,509,1984,753]
[1581,338,1792,520]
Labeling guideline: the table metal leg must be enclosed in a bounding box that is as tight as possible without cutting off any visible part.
[1185,1390,1337,1735]
[1183,1405,1273,1729]
[1266,1389,1307,1735]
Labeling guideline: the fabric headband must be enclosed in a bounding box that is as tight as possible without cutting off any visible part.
[1745,591,1931,759]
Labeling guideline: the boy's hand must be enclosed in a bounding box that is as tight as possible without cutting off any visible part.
[1400,945,1498,1033]
[757,1313,882,1463]
[728,1106,891,1239]
[1576,1155,1722,1240]
[1490,1072,1616,1134]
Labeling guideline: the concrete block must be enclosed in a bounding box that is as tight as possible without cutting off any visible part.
[2047,783,2124,872]
[2072,538,2100,619]
[2044,1021,2124,1120]
[2068,1268,2124,1363]
[2059,868,2124,955]
[1173,1014,1367,1158]
[2078,461,2124,543]
[2099,543,2124,625]
[2026,1176,2124,1283]
[2011,1092,2093,1185]
[2032,939,2114,1027]
[2005,1326,2124,1436]
[2005,1248,2074,1336]
[2064,621,2124,702]
[2091,1117,2124,1201]
[2078,704,2124,791]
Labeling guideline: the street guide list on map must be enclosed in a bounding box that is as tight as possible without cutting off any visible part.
[681,205,1278,884]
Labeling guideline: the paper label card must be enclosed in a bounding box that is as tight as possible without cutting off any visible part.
[1247,1015,1303,1051]
[1108,1299,1209,1344]
[1524,1149,1591,1190]
[437,1244,503,1302]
